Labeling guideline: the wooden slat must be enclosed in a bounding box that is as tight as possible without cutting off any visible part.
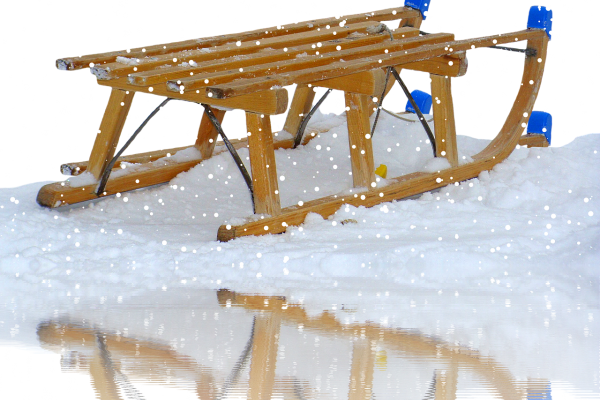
[91,21,382,81]
[345,92,376,188]
[97,79,288,115]
[431,75,458,167]
[57,7,420,70]
[87,89,135,179]
[207,29,542,99]
[246,113,281,216]
[131,27,420,87]
[172,31,449,94]
[195,106,225,158]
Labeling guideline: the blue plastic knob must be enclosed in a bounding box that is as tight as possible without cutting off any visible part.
[527,382,552,399]
[405,90,432,114]
[527,6,552,39]
[527,111,552,145]
[404,0,430,20]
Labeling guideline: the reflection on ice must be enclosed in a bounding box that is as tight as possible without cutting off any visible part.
[33,289,559,400]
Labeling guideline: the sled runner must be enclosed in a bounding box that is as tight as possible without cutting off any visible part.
[36,2,553,242]
[37,290,553,400]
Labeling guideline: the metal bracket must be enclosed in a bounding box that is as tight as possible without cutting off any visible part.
[95,98,173,196]
[293,88,332,148]
[390,68,437,157]
[202,104,255,213]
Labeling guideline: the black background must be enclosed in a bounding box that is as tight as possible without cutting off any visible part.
[0,0,598,186]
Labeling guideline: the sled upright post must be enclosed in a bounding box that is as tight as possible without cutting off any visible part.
[37,2,551,241]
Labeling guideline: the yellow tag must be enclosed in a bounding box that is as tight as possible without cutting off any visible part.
[375,350,387,371]
[375,164,387,179]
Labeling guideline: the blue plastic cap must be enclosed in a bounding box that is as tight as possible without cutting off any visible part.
[405,0,430,20]
[527,6,552,39]
[527,383,552,399]
[405,90,432,114]
[527,111,552,145]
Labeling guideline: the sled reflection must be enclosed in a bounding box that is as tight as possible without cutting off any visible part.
[37,289,551,400]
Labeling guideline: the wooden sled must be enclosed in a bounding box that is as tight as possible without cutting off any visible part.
[36,290,553,399]
[36,2,552,242]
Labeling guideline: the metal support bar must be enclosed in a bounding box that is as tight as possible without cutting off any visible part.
[95,97,172,196]
[488,45,537,57]
[202,104,255,213]
[370,66,393,137]
[216,317,256,400]
[293,89,332,148]
[95,332,145,400]
[390,67,437,156]
[420,31,536,56]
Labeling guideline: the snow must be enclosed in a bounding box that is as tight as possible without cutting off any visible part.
[115,56,140,66]
[2,115,597,394]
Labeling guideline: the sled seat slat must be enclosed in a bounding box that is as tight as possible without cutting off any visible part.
[166,32,463,95]
[56,7,420,71]
[206,29,542,99]
[127,27,422,87]
[90,21,383,81]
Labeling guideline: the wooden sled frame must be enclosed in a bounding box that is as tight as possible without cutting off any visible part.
[36,5,550,242]
[36,290,553,400]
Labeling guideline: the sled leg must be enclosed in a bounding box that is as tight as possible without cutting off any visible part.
[87,89,135,179]
[195,106,226,159]
[345,92,376,188]
[248,314,281,400]
[89,335,123,400]
[433,363,458,400]
[246,113,281,216]
[431,75,458,167]
[348,339,375,400]
[283,84,316,135]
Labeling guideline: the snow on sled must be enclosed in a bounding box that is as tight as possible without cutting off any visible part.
[37,2,553,242]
